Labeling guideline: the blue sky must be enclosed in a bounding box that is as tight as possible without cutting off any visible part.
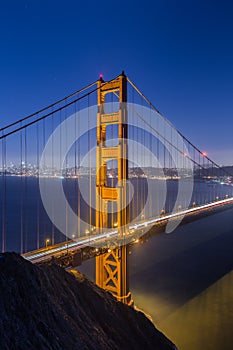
[0,0,233,165]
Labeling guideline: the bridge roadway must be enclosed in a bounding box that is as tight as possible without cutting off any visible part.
[22,197,233,266]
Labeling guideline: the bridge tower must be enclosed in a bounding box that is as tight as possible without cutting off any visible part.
[95,72,132,305]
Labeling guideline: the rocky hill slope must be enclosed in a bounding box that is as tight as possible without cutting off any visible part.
[0,252,176,350]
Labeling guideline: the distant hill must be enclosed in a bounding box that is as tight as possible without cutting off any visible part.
[0,253,176,350]
[222,166,233,175]
[194,165,233,178]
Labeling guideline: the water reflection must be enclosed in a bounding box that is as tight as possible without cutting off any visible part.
[158,271,233,350]
[130,208,233,350]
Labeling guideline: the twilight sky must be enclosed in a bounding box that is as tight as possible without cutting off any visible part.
[0,0,233,165]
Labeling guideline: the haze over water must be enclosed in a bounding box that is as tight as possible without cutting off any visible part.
[130,208,233,350]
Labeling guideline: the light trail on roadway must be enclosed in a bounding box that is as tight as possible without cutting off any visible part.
[23,196,233,264]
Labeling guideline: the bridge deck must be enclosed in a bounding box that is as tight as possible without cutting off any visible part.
[22,197,233,265]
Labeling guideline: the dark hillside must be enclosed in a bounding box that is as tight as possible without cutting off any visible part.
[0,253,176,350]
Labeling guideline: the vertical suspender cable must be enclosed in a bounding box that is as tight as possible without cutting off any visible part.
[156,112,160,214]
[65,100,68,245]
[131,84,134,221]
[51,109,55,245]
[36,122,40,249]
[25,127,28,252]
[1,131,6,252]
[88,93,92,235]
[43,118,46,243]
[164,118,166,212]
[199,151,201,205]
[20,126,23,253]
[149,104,152,219]
[170,126,173,213]
[77,100,81,238]
[141,94,145,219]
[59,109,62,242]
[74,101,77,238]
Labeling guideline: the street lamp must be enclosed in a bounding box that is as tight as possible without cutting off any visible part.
[45,238,50,248]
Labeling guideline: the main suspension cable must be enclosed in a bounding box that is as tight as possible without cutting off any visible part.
[0,80,98,133]
[127,76,232,177]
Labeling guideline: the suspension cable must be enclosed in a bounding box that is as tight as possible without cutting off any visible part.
[127,104,205,170]
[0,75,120,141]
[127,76,232,177]
[0,80,98,133]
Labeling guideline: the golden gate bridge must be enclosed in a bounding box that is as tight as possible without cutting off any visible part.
[1,72,233,305]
